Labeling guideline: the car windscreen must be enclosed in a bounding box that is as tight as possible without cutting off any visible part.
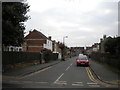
[79,57,88,60]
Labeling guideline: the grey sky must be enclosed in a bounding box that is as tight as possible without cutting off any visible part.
[25,0,119,47]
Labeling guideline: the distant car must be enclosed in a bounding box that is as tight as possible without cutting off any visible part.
[76,55,89,66]
[78,54,84,57]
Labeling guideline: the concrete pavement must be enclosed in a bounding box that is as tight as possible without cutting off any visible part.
[3,59,61,77]
[89,59,119,85]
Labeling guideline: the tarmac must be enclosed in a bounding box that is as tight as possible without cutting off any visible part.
[2,57,120,86]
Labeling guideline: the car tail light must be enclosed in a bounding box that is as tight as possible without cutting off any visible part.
[77,60,79,62]
[86,60,88,62]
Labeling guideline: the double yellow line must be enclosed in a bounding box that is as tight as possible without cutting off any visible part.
[85,67,119,88]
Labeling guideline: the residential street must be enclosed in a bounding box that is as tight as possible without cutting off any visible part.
[2,1,120,90]
[2,57,119,88]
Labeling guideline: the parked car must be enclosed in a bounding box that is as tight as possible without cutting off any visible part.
[76,55,89,66]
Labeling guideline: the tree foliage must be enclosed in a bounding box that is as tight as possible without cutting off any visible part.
[2,2,30,46]
[104,37,120,55]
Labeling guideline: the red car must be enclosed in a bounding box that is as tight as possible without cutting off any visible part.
[76,55,89,66]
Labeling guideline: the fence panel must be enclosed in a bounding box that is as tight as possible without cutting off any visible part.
[2,51,58,66]
[2,52,41,65]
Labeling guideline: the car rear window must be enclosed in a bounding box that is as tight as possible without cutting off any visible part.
[79,56,88,60]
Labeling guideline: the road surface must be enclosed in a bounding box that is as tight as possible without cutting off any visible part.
[2,57,119,88]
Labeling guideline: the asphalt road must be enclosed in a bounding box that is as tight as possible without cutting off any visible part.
[2,57,119,88]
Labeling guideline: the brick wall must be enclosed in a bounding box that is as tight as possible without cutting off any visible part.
[24,30,48,52]
[27,46,43,52]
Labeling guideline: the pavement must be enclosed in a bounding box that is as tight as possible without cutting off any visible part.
[89,59,119,85]
[2,57,120,85]
[3,59,61,77]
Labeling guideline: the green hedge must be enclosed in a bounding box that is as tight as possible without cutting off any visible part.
[90,52,119,69]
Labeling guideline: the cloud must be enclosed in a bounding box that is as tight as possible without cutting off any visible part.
[25,0,118,47]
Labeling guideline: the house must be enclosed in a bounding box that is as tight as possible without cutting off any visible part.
[99,35,107,53]
[3,45,23,52]
[70,47,85,55]
[92,43,100,52]
[52,41,62,59]
[52,41,61,53]
[23,29,52,52]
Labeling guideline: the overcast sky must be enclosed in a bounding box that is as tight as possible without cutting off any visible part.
[25,0,119,47]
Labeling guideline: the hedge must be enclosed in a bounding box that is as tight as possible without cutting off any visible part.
[90,52,119,69]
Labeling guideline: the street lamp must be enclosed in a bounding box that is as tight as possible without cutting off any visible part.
[61,36,68,61]
[63,36,68,45]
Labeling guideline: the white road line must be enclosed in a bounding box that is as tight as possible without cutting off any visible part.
[55,81,67,85]
[87,82,98,84]
[54,73,64,83]
[72,82,83,86]
[65,66,70,71]
[88,85,100,87]
[87,82,100,87]
[65,63,73,71]
[70,63,73,66]
[54,63,73,84]
[74,82,83,84]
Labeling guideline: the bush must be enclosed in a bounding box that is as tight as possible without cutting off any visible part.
[41,49,58,63]
[90,52,119,70]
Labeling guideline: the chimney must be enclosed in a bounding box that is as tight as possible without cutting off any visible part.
[48,36,51,40]
[29,30,32,33]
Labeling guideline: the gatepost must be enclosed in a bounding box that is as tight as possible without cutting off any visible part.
[40,52,45,64]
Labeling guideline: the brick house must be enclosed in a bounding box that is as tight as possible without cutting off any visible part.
[23,29,52,52]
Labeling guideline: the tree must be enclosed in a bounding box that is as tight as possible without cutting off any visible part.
[115,37,120,55]
[104,37,120,55]
[2,2,30,46]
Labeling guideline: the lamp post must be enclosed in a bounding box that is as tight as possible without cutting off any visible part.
[63,36,68,45]
[61,36,68,61]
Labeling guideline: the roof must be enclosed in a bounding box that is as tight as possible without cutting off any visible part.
[25,29,48,39]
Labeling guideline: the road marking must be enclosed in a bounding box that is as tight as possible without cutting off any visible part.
[87,82,100,87]
[74,82,83,84]
[65,63,73,71]
[88,84,100,87]
[85,67,120,88]
[65,66,70,71]
[70,63,73,66]
[54,81,67,85]
[19,66,52,79]
[72,82,83,86]
[54,73,64,84]
[87,82,98,84]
